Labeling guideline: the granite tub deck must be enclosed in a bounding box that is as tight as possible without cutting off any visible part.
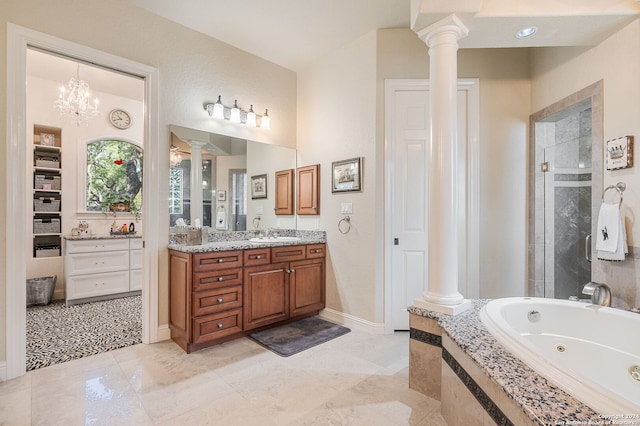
[168,229,326,252]
[409,300,601,426]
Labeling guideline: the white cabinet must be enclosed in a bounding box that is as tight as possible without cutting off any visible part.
[64,237,143,305]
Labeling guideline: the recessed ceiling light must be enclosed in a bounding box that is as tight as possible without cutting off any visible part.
[515,26,537,39]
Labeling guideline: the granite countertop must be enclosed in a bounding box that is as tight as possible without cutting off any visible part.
[168,230,326,253]
[409,300,600,425]
[64,233,142,240]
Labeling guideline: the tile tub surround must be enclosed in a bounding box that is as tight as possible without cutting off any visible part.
[168,229,326,252]
[409,300,602,426]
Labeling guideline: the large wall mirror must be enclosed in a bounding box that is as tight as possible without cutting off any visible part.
[169,125,297,231]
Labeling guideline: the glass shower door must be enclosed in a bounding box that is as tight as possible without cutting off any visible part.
[543,125,592,299]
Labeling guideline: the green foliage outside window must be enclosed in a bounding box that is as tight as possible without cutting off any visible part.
[86,140,143,214]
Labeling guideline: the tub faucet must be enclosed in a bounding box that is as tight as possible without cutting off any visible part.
[582,282,611,307]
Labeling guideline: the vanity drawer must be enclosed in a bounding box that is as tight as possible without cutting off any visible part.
[271,245,306,262]
[244,248,271,266]
[66,238,129,254]
[193,268,243,291]
[65,250,129,276]
[192,285,243,316]
[193,250,243,272]
[306,244,326,259]
[192,308,243,344]
[130,238,143,250]
[66,270,130,299]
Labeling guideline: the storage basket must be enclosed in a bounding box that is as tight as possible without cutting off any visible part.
[34,217,61,234]
[34,197,61,212]
[35,174,61,190]
[26,275,56,306]
[35,152,60,169]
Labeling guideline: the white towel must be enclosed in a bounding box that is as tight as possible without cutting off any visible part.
[596,202,627,261]
[595,203,619,252]
[215,210,227,230]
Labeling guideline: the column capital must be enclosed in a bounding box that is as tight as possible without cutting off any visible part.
[187,140,207,149]
[415,14,469,46]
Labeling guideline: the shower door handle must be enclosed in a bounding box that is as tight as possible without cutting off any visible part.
[585,234,592,263]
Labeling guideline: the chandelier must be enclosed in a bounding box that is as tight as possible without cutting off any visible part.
[170,143,182,167]
[54,64,100,126]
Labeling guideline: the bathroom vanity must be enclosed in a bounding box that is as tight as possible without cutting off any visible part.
[168,234,326,353]
[64,235,143,306]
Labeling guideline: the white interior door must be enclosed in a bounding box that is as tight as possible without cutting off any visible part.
[388,85,430,331]
[385,79,479,331]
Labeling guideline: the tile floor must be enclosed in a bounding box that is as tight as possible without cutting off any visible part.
[0,329,446,425]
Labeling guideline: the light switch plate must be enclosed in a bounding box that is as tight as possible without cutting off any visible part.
[341,203,353,214]
[256,206,263,215]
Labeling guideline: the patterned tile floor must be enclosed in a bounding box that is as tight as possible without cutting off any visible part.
[3,326,445,425]
[26,295,142,371]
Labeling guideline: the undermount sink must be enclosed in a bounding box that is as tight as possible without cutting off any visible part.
[248,236,301,244]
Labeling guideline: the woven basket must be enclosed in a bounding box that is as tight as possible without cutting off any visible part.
[26,275,57,306]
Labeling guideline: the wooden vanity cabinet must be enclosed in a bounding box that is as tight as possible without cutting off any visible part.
[169,249,244,353]
[169,243,326,353]
[275,169,294,215]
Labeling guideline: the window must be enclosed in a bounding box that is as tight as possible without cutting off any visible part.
[86,140,143,213]
[169,167,183,215]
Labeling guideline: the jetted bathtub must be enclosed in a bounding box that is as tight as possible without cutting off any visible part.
[480,297,640,415]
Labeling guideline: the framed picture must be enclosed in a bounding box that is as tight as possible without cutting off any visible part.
[332,157,363,193]
[606,136,633,170]
[40,133,55,146]
[251,174,268,199]
[217,190,226,202]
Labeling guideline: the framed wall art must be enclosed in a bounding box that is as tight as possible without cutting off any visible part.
[332,157,362,193]
[217,190,226,202]
[251,174,268,199]
[606,136,633,170]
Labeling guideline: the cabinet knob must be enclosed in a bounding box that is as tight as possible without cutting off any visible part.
[218,259,224,263]
[218,277,224,281]
[217,323,223,328]
[256,255,261,259]
[290,269,295,273]
[217,298,223,303]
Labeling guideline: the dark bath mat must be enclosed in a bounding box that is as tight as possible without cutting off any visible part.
[249,316,350,357]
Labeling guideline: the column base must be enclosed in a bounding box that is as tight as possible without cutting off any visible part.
[413,298,472,316]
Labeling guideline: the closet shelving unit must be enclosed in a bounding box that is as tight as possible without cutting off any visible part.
[32,124,62,258]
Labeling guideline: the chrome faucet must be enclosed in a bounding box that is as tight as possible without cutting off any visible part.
[582,282,612,307]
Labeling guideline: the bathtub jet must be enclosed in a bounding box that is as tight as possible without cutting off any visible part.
[480,297,640,415]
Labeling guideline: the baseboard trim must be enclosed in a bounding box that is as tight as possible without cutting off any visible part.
[156,324,171,342]
[319,308,387,334]
[0,361,6,381]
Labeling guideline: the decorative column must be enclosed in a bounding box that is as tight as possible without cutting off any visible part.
[188,140,206,227]
[414,14,472,315]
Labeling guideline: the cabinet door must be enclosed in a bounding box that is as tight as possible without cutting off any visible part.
[275,169,294,215]
[243,263,290,330]
[290,259,325,317]
[296,164,320,215]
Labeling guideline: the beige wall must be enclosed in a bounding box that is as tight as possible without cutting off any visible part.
[297,31,380,322]
[297,28,531,325]
[0,0,296,364]
[376,30,531,301]
[531,19,640,308]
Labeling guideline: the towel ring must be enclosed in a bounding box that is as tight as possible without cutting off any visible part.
[602,182,626,205]
[253,216,261,229]
[338,216,351,234]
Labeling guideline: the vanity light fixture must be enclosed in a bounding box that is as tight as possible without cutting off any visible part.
[515,26,537,39]
[261,109,270,129]
[204,96,271,128]
[246,105,257,127]
[230,100,241,123]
